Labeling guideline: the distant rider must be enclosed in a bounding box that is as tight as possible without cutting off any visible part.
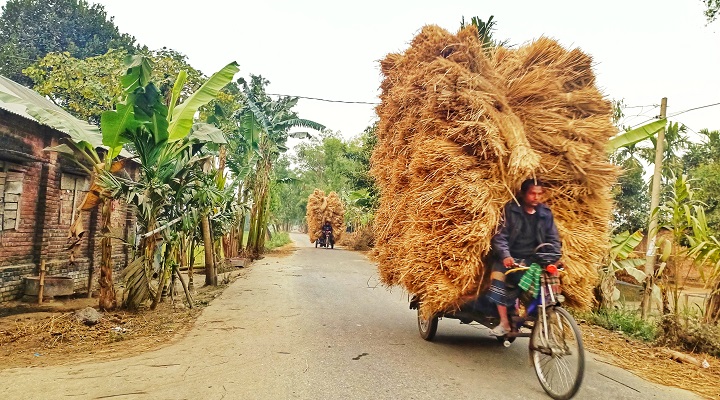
[322,221,334,245]
[488,179,561,336]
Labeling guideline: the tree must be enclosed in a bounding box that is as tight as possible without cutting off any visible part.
[611,155,649,233]
[704,0,720,23]
[236,75,324,258]
[97,56,239,308]
[683,129,720,236]
[459,15,508,48]
[0,0,136,85]
[23,48,204,125]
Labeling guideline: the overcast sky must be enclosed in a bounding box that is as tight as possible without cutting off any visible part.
[6,0,720,140]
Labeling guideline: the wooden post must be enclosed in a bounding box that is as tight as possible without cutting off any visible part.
[38,260,46,304]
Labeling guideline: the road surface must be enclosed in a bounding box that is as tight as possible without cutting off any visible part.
[0,233,700,399]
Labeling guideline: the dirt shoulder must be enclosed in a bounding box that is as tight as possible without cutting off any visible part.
[580,322,719,399]
[0,244,297,371]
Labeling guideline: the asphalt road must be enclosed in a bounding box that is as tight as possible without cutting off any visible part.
[0,233,700,399]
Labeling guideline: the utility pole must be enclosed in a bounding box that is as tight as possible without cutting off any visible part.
[640,97,667,320]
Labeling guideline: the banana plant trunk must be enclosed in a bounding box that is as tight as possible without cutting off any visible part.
[202,214,217,286]
[705,281,720,324]
[236,185,249,255]
[258,192,271,250]
[150,244,172,310]
[188,235,196,290]
[98,196,117,310]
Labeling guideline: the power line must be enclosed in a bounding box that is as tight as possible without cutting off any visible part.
[267,93,379,105]
[624,104,659,109]
[628,116,661,129]
[668,102,720,118]
[626,101,720,129]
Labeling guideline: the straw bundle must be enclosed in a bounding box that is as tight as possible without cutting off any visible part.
[306,189,345,243]
[372,26,618,317]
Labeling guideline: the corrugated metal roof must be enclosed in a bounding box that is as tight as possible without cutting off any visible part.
[0,75,133,160]
[0,75,97,134]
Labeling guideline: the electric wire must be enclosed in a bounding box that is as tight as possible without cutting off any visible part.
[267,93,379,105]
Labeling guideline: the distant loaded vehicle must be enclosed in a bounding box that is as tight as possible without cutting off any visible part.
[315,228,334,249]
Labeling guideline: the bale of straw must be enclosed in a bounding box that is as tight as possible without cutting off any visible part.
[306,189,345,243]
[372,25,618,317]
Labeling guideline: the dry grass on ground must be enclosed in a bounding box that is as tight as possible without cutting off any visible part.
[580,322,720,399]
[0,279,226,370]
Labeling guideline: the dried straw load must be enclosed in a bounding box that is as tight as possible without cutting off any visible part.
[371,25,619,317]
[306,189,346,243]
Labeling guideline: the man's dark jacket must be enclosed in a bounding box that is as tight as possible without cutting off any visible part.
[491,202,562,261]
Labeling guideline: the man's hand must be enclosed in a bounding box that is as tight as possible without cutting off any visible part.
[503,257,514,268]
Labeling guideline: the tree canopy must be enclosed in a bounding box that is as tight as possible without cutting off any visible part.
[23,48,204,125]
[704,0,720,23]
[0,0,137,86]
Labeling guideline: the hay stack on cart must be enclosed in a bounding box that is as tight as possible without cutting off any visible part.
[371,25,618,317]
[306,189,345,243]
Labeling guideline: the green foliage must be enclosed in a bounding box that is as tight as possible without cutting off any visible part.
[683,130,720,237]
[704,0,720,23]
[0,0,136,85]
[23,48,205,124]
[168,61,239,142]
[95,56,237,307]
[265,231,291,250]
[609,230,646,280]
[459,15,508,48]
[611,160,649,233]
[232,75,324,255]
[658,315,720,356]
[579,308,659,342]
[606,118,666,151]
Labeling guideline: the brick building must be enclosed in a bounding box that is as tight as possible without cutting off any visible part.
[0,76,136,303]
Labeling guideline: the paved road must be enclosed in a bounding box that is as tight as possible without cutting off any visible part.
[0,233,700,399]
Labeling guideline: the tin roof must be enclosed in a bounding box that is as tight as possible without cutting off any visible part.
[0,75,134,159]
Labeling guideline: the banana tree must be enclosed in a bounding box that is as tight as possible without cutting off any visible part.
[598,230,645,308]
[687,206,720,323]
[652,174,701,318]
[236,76,324,257]
[99,55,239,308]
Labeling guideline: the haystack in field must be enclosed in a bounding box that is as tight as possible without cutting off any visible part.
[371,25,618,317]
[306,189,345,243]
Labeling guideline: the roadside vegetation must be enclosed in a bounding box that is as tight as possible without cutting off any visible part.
[0,3,718,394]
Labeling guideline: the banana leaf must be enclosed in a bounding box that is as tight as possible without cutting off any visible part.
[607,118,667,152]
[168,62,239,142]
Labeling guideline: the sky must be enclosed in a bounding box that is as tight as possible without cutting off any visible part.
[5,0,720,141]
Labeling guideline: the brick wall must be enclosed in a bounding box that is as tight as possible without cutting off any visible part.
[0,110,136,302]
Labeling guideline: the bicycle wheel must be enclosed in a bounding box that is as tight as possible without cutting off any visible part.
[529,306,584,400]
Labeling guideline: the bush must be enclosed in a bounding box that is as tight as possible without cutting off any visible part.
[579,307,659,342]
[265,232,291,250]
[658,316,720,357]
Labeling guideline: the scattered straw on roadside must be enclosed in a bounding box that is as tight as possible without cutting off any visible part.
[581,323,720,399]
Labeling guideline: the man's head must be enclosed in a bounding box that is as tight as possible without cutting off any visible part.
[520,179,545,209]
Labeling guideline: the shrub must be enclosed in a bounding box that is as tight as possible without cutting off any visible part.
[579,307,659,342]
[265,232,291,250]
